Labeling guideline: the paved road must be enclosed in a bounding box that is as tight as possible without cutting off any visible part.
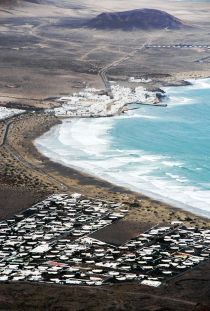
[99,41,150,97]
[0,121,11,147]
[0,113,28,147]
[98,41,210,96]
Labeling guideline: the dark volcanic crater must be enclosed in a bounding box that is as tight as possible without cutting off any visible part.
[86,8,189,30]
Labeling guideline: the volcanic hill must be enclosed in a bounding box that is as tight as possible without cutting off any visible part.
[86,8,188,30]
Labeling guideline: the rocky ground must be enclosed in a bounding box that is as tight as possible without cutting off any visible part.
[0,259,210,310]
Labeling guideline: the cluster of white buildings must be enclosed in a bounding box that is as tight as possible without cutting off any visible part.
[50,83,161,118]
[107,223,210,287]
[128,77,152,83]
[0,194,127,285]
[0,106,24,120]
[146,44,210,49]
[0,193,209,287]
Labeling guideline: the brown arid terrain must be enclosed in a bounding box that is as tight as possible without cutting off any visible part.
[0,0,210,310]
[0,0,210,105]
[0,258,210,310]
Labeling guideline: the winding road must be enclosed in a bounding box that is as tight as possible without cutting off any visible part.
[99,40,151,97]
[0,114,70,192]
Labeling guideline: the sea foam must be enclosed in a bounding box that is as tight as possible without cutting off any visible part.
[35,78,210,218]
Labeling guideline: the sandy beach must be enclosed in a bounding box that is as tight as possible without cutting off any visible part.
[1,109,210,231]
[0,0,210,309]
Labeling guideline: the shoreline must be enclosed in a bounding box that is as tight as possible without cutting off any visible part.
[30,133,209,229]
[34,119,210,222]
[36,137,210,219]
[32,138,210,225]
[32,76,210,224]
[0,86,209,311]
[1,76,210,228]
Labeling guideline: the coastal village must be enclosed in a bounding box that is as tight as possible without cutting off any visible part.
[0,82,210,289]
[0,107,25,121]
[0,193,209,287]
[0,81,166,120]
[50,82,166,118]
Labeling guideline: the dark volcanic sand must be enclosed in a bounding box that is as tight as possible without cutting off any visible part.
[0,186,48,220]
[90,220,155,245]
[0,259,210,310]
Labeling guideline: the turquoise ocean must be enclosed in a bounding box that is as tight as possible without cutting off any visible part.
[35,79,210,218]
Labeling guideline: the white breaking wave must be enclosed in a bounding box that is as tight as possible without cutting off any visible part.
[187,78,210,89]
[163,78,210,108]
[35,78,210,218]
[118,112,160,120]
[162,160,184,167]
[167,96,195,107]
[164,78,210,93]
[57,118,113,156]
[35,116,210,218]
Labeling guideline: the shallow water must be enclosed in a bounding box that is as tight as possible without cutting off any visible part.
[35,78,210,218]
